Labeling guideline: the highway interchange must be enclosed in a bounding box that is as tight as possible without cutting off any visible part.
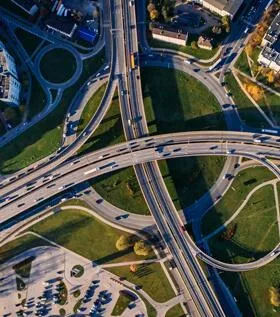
[0,0,277,316]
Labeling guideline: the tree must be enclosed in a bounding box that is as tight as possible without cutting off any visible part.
[134,240,151,256]
[191,41,197,49]
[221,15,230,33]
[150,9,159,21]
[147,2,156,13]
[269,287,280,307]
[116,235,133,251]
[243,82,264,102]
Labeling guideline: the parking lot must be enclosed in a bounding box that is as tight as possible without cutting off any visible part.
[0,245,146,316]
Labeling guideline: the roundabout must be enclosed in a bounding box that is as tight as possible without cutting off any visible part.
[35,44,83,89]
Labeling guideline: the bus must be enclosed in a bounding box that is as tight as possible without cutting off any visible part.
[130,53,135,69]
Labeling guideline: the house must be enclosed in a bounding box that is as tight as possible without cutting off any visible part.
[46,16,77,38]
[151,23,188,46]
[258,12,280,72]
[191,0,244,19]
[197,36,213,50]
[10,0,39,16]
[0,41,21,106]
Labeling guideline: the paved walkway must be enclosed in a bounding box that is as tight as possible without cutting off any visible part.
[199,179,278,243]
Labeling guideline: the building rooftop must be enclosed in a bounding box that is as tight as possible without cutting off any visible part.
[151,23,188,40]
[11,0,38,14]
[264,12,280,46]
[204,0,244,16]
[46,16,77,37]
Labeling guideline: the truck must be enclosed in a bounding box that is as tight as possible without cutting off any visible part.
[130,53,135,69]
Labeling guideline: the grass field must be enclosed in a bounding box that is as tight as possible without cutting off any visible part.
[149,38,219,60]
[159,156,225,210]
[78,89,125,155]
[27,75,47,120]
[40,49,77,84]
[111,293,132,316]
[15,28,42,56]
[205,180,280,316]
[202,167,275,236]
[225,73,270,128]
[76,83,107,135]
[108,263,175,303]
[0,234,49,265]
[237,74,280,125]
[221,258,280,317]
[141,66,226,209]
[235,50,251,76]
[208,184,278,264]
[141,67,226,135]
[30,209,154,264]
[91,167,150,215]
[0,51,105,174]
[165,304,185,317]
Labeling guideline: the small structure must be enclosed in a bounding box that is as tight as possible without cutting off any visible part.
[10,0,39,16]
[151,23,188,46]
[78,27,97,43]
[258,12,280,72]
[197,36,213,50]
[0,41,21,106]
[46,16,77,38]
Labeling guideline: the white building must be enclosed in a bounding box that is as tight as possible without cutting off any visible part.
[191,0,244,19]
[0,41,21,106]
[258,12,280,72]
[152,24,188,46]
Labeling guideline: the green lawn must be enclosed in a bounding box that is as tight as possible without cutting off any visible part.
[111,293,132,316]
[91,167,150,215]
[238,73,280,125]
[165,304,185,317]
[77,83,107,135]
[141,67,226,135]
[30,209,154,264]
[108,263,175,303]
[225,73,270,128]
[220,258,280,317]
[0,234,49,265]
[78,89,125,155]
[15,28,42,56]
[0,50,105,174]
[202,167,275,237]
[141,66,226,209]
[27,75,47,119]
[208,184,278,264]
[40,49,77,83]
[235,50,251,76]
[159,156,225,210]
[149,38,219,60]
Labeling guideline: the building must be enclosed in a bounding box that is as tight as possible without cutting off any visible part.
[258,12,280,72]
[46,16,77,38]
[0,41,21,106]
[10,0,39,16]
[151,23,188,46]
[197,36,213,50]
[191,0,244,18]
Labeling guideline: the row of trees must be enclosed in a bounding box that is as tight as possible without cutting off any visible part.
[147,0,176,21]
[116,235,151,256]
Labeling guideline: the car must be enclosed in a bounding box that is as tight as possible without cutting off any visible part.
[193,68,200,72]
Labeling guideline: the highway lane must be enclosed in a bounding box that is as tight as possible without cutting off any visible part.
[0,0,119,194]
[2,137,280,271]
[119,2,223,315]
